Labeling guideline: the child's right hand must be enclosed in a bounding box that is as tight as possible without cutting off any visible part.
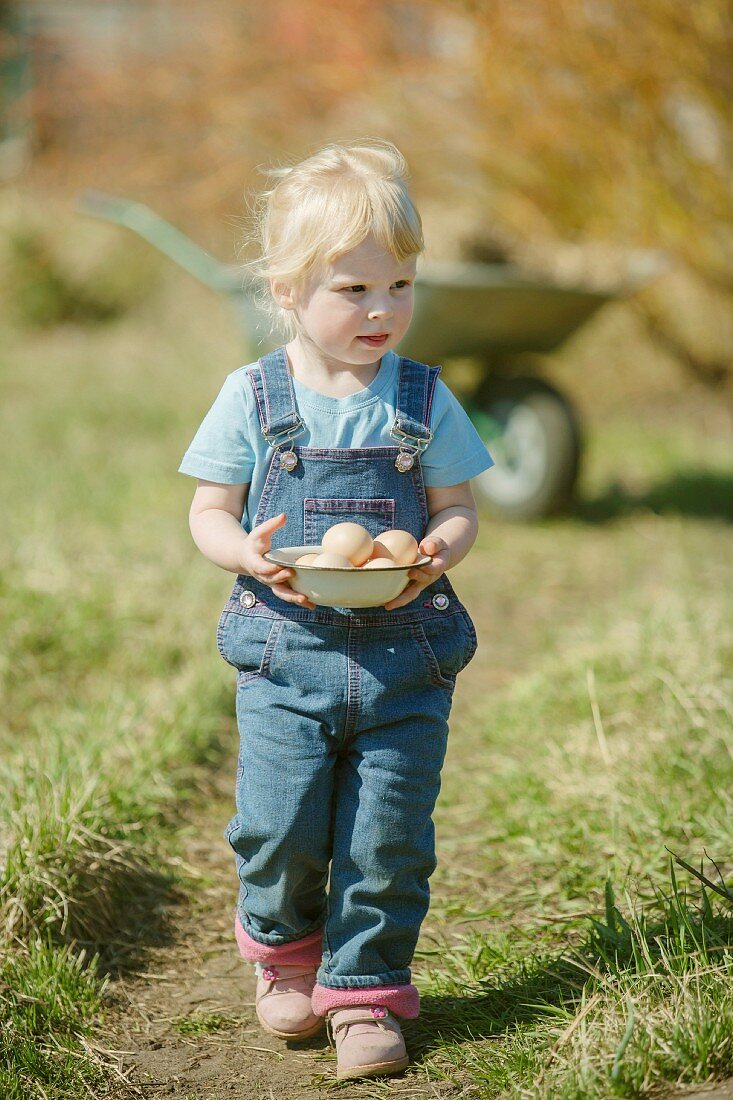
[239,513,316,609]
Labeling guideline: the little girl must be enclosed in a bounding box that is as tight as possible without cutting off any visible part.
[179,140,493,1080]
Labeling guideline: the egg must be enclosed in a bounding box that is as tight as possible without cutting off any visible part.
[321,522,373,566]
[372,529,419,566]
[312,552,354,569]
[295,553,320,566]
[366,541,396,562]
[361,557,394,569]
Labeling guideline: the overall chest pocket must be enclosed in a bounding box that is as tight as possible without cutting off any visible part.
[216,611,283,683]
[303,498,396,545]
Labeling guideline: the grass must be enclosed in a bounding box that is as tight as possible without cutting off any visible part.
[0,226,243,1094]
[173,1011,243,1037]
[353,636,732,1100]
[0,942,108,1100]
[0,197,731,1096]
[403,873,733,1098]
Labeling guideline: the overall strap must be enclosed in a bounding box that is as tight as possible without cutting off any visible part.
[247,346,306,450]
[390,357,441,467]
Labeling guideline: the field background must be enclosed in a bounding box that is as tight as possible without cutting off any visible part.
[0,188,731,1098]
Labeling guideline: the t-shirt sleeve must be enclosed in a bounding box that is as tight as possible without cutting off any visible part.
[421,378,495,487]
[178,370,256,484]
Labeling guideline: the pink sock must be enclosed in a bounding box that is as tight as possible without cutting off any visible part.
[311,981,420,1019]
[234,915,323,966]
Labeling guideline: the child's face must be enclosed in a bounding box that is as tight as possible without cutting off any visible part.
[289,234,418,366]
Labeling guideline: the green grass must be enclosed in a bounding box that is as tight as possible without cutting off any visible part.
[0,198,731,1096]
[352,553,732,1100]
[403,874,733,1098]
[397,499,733,1096]
[0,942,108,1100]
[0,227,244,1094]
[173,1011,242,1036]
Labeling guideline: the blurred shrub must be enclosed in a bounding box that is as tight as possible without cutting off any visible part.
[2,220,162,328]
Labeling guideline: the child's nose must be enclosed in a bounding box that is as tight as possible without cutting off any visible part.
[368,299,393,319]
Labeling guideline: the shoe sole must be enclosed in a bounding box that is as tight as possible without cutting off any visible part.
[337,1055,410,1080]
[257,1013,325,1041]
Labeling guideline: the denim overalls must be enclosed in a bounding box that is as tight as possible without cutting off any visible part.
[218,347,477,1014]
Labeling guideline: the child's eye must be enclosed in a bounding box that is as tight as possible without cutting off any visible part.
[392,280,411,289]
[340,285,366,293]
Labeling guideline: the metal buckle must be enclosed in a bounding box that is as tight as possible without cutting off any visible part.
[390,422,433,452]
[261,419,306,450]
[390,421,432,472]
[261,420,305,471]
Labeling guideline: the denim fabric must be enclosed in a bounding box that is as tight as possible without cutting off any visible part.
[220,349,478,992]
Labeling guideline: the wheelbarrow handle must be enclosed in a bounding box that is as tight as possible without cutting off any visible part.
[76,190,246,294]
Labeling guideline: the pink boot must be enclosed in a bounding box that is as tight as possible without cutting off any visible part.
[328,1006,409,1079]
[254,962,323,1040]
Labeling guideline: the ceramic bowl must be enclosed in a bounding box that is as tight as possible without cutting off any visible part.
[264,545,431,608]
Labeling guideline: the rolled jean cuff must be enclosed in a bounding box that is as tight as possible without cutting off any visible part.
[235,915,323,966]
[311,982,420,1019]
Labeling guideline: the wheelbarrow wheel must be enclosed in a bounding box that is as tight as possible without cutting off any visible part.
[468,376,581,520]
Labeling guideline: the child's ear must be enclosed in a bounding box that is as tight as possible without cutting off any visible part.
[271,280,296,311]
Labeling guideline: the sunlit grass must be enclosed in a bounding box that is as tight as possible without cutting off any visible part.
[0,943,109,1100]
[173,1011,243,1037]
[399,873,733,1099]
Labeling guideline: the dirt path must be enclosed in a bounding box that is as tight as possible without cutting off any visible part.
[108,776,332,1100]
[107,772,459,1100]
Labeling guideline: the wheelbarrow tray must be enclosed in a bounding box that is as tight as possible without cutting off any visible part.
[403,262,613,361]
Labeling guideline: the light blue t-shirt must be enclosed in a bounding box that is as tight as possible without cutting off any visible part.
[179,350,494,530]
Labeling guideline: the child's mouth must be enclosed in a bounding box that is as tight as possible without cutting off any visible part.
[358,334,389,346]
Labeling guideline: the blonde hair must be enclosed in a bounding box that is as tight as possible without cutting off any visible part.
[244,140,424,339]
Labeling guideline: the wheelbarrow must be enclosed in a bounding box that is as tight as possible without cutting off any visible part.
[79,191,666,520]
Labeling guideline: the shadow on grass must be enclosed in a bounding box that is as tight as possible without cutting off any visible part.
[86,706,236,977]
[576,470,733,524]
[405,953,584,1063]
[406,897,733,1065]
[69,862,182,979]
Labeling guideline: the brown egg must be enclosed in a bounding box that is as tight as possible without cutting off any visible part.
[361,557,395,569]
[373,529,419,566]
[367,541,396,562]
[295,553,320,566]
[321,522,373,566]
[312,552,354,569]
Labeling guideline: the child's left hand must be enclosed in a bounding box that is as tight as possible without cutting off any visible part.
[383,536,450,611]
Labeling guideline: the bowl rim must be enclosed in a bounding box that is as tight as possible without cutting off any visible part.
[264,546,432,572]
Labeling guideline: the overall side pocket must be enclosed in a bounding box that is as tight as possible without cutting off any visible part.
[411,614,477,689]
[217,612,283,683]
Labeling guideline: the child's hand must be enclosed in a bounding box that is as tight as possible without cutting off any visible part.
[240,513,316,609]
[383,535,450,611]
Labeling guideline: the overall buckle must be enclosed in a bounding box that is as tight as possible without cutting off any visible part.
[390,422,433,472]
[262,420,305,471]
